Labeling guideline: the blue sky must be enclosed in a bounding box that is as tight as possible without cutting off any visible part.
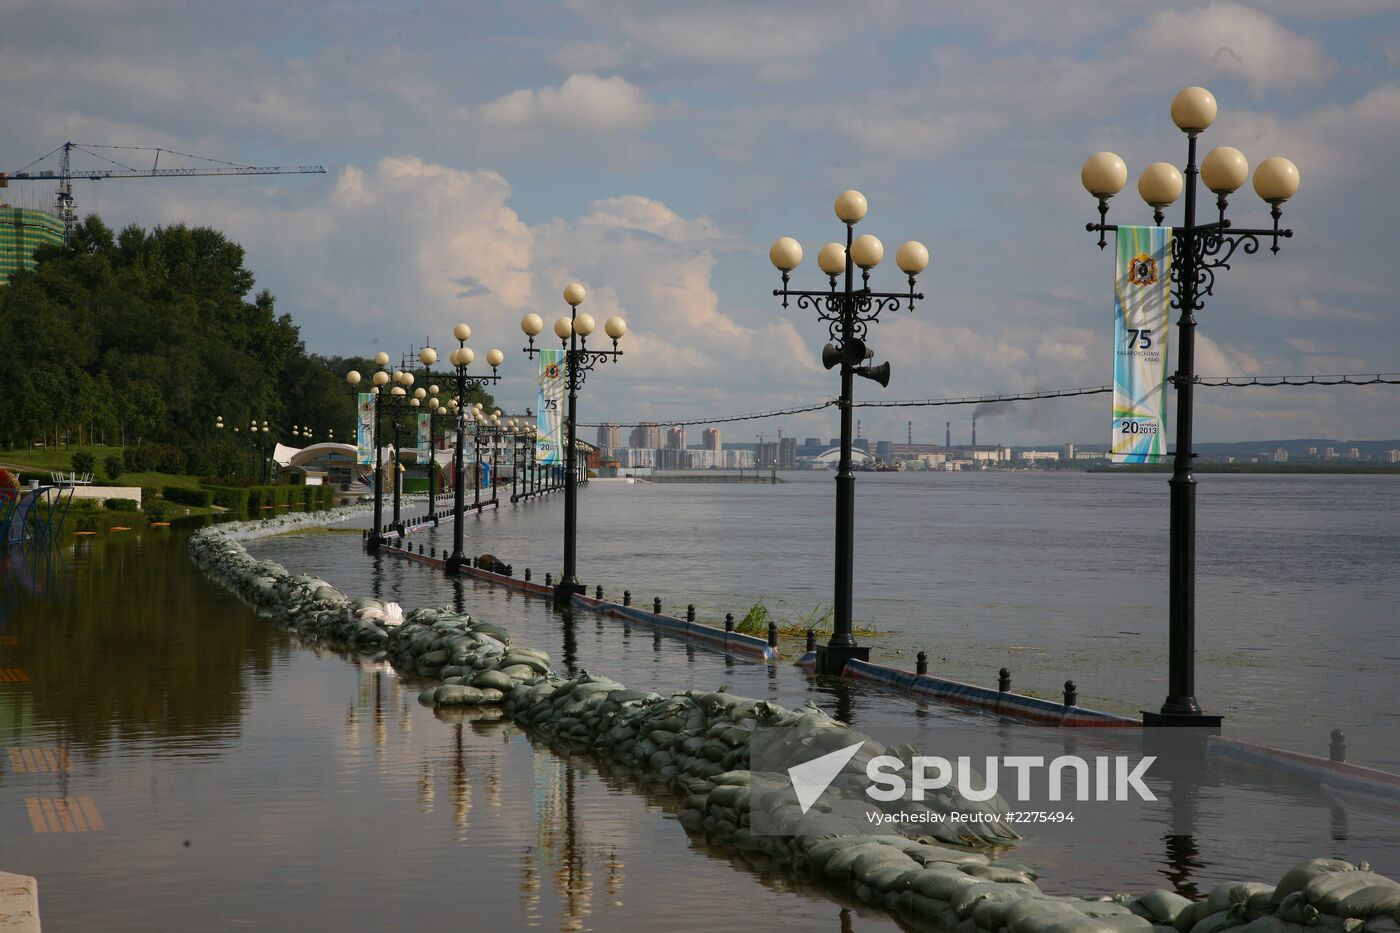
[3,0,1399,445]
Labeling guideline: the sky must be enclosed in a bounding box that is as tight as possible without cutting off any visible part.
[3,0,1399,447]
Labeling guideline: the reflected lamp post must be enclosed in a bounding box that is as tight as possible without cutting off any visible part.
[521,284,628,606]
[770,190,928,674]
[1079,86,1299,727]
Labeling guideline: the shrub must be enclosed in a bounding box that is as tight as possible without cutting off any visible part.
[163,486,212,508]
[18,471,47,486]
[205,486,250,510]
[103,498,140,511]
[103,454,124,482]
[71,452,96,474]
[144,500,168,521]
[69,498,101,512]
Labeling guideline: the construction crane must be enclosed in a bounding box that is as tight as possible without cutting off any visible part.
[1,142,327,243]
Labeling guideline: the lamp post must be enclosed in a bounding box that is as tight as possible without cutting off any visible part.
[386,368,415,533]
[443,325,502,575]
[1080,87,1298,728]
[521,285,628,606]
[346,352,392,551]
[770,191,928,674]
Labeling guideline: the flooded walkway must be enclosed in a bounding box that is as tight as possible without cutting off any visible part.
[0,511,1395,929]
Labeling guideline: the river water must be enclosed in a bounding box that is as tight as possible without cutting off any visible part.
[0,471,1396,930]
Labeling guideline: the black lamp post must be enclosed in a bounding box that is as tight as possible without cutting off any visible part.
[521,284,628,607]
[442,326,502,575]
[770,190,928,675]
[346,355,389,550]
[1080,86,1299,728]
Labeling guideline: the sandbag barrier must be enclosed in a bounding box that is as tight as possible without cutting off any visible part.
[189,512,1400,931]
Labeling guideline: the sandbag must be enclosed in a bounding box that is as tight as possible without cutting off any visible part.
[1305,871,1400,918]
[1132,890,1194,925]
[1273,860,1358,905]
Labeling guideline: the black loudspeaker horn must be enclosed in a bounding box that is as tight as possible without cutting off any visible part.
[821,343,842,370]
[843,336,867,364]
[855,361,891,388]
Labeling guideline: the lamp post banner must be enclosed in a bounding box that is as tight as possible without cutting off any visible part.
[1111,225,1173,463]
[356,392,374,465]
[417,414,431,464]
[536,348,564,465]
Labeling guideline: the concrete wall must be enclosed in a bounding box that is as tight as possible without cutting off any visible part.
[0,871,40,932]
[67,486,143,506]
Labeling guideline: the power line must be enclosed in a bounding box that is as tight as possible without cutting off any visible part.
[1197,373,1400,387]
[575,372,1399,428]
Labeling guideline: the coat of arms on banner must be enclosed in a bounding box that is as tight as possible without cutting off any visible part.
[1127,252,1159,287]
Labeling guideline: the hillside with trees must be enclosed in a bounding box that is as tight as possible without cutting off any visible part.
[0,216,492,480]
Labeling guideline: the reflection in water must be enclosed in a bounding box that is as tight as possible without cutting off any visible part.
[1,529,282,752]
[559,610,579,676]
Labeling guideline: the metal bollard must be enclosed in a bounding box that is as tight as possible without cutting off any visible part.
[1330,729,1347,763]
[524,568,531,582]
[1063,680,1078,707]
[623,590,632,607]
[998,668,1011,693]
[767,621,778,648]
[916,651,928,675]
[545,572,553,587]
[724,613,734,633]
[653,597,662,615]
[430,546,435,558]
[806,629,816,653]
[686,604,696,623]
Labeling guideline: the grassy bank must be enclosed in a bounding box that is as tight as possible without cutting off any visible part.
[3,445,218,519]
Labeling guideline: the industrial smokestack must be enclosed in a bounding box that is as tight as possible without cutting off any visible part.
[972,417,977,448]
[945,421,950,449]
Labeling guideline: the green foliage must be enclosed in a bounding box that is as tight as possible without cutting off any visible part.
[69,498,101,513]
[735,600,773,635]
[18,471,47,485]
[735,598,876,638]
[205,486,250,510]
[163,486,212,507]
[124,444,188,474]
[71,451,96,474]
[103,498,139,511]
[0,216,363,468]
[103,454,124,482]
[144,499,169,521]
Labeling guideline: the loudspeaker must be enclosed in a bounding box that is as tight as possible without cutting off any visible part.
[821,343,842,370]
[855,361,891,388]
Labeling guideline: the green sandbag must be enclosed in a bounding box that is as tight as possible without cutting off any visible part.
[909,868,980,902]
[433,684,485,705]
[469,669,514,691]
[1305,872,1400,918]
[1273,860,1358,905]
[1188,910,1243,933]
[950,881,1037,919]
[1207,883,1273,916]
[1131,890,1194,925]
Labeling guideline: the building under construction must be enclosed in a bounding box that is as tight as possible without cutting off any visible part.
[0,205,63,282]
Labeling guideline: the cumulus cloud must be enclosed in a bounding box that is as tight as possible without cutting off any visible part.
[1128,2,1328,91]
[478,73,658,132]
